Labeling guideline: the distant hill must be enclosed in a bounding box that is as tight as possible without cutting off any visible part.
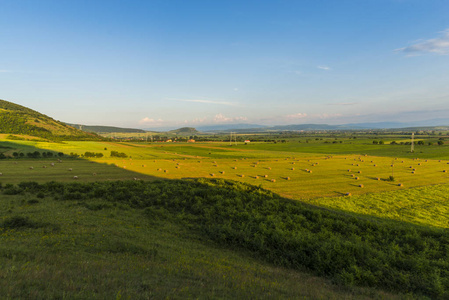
[0,99,99,140]
[67,124,147,134]
[167,127,200,135]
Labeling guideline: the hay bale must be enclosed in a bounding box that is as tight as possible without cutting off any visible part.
[29,167,34,170]
[221,171,225,174]
[264,175,268,178]
[43,165,47,168]
[444,170,447,173]
[348,169,351,172]
[271,179,276,182]
[345,192,351,196]
[376,177,380,180]
[240,174,245,178]
[351,174,355,177]
[157,168,162,171]
[359,184,363,188]
[355,177,359,180]
[164,170,168,173]
[255,175,259,179]
[286,177,290,180]
[93,173,97,176]
[268,167,271,170]
[398,183,403,187]
[374,164,377,167]
[308,170,312,173]
[73,176,78,179]
[305,169,309,172]
[233,167,237,170]
[291,167,295,170]
[210,173,215,177]
[51,163,55,166]
[412,171,415,174]
[358,171,362,174]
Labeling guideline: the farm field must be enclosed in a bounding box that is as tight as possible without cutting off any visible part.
[1,138,449,200]
[2,136,449,298]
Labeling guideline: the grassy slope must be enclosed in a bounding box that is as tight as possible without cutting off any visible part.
[0,192,399,299]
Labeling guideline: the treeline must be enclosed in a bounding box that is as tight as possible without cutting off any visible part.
[0,151,64,159]
[4,179,449,298]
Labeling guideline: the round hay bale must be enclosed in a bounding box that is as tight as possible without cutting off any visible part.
[355,177,359,180]
[164,170,168,173]
[157,168,161,171]
[356,164,359,166]
[444,170,447,173]
[376,177,380,180]
[0,173,3,176]
[43,165,47,168]
[221,171,225,174]
[358,171,362,174]
[271,179,276,183]
[351,174,355,177]
[308,170,312,173]
[210,173,215,177]
[264,175,268,178]
[255,175,259,179]
[29,167,34,170]
[51,163,55,166]
[374,164,377,167]
[93,173,97,176]
[291,167,295,170]
[241,174,245,178]
[346,192,351,196]
[348,169,351,172]
[286,177,290,180]
[233,167,237,170]
[398,183,403,187]
[412,171,415,174]
[359,184,364,188]
[68,168,73,171]
[305,169,309,172]
[268,167,271,170]
[73,176,78,179]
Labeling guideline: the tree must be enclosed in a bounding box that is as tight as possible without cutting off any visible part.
[438,140,444,146]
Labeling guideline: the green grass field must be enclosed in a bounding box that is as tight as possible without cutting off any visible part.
[2,136,449,298]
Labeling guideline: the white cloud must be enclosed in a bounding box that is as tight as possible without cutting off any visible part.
[317,65,331,71]
[139,117,164,125]
[233,88,239,91]
[286,113,308,119]
[0,70,10,73]
[170,98,238,106]
[213,113,248,123]
[396,29,449,56]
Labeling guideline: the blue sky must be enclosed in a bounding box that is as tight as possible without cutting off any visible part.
[1,0,448,129]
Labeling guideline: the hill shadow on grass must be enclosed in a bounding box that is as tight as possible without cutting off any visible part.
[0,141,162,184]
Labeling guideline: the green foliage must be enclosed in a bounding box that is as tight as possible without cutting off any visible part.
[2,216,40,229]
[8,179,449,298]
[110,150,127,158]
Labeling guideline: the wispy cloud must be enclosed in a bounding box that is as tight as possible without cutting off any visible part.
[139,117,164,125]
[170,98,238,106]
[214,113,247,123]
[0,70,10,73]
[396,29,449,56]
[317,65,331,71]
[286,113,308,119]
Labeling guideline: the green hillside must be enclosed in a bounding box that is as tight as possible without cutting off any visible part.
[0,99,100,140]
[66,123,147,134]
[168,127,199,135]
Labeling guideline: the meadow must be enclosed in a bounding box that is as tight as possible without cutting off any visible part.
[1,135,449,298]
